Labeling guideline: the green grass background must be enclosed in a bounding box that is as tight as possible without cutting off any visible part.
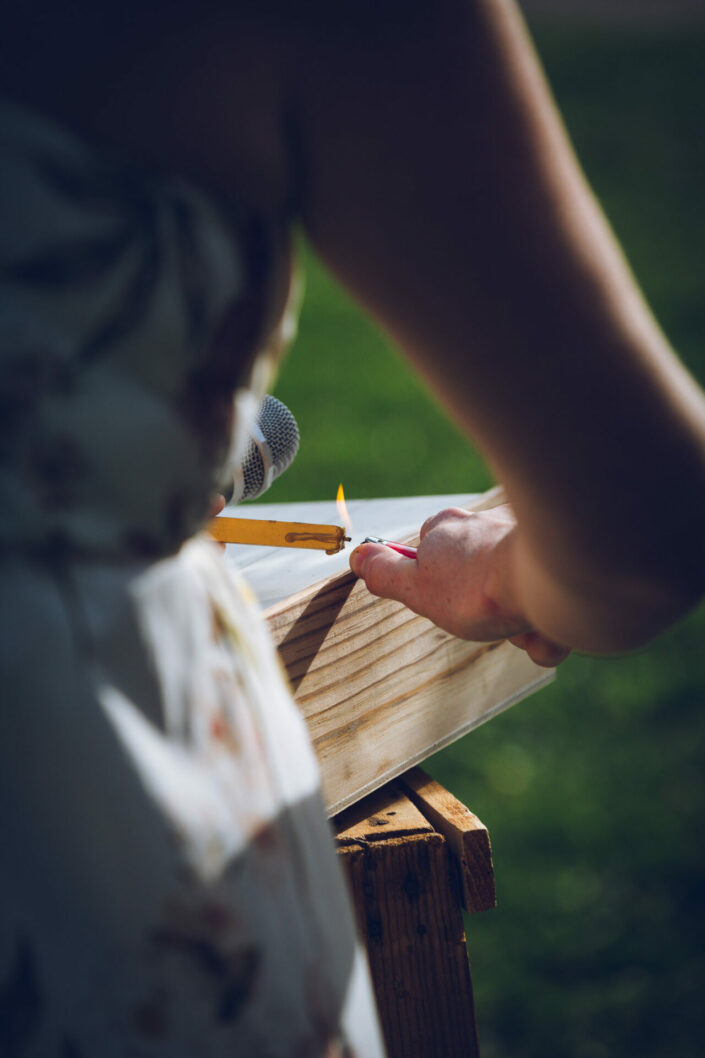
[262,21,705,1058]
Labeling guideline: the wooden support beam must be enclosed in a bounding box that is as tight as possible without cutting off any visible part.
[335,783,482,1058]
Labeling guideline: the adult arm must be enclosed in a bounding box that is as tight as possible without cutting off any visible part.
[290,0,705,655]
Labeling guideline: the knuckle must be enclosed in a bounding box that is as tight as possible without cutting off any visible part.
[419,516,437,538]
[420,506,465,538]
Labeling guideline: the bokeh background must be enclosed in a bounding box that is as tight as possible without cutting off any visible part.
[258,6,705,1056]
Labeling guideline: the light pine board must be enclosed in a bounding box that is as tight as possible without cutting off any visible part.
[226,489,553,815]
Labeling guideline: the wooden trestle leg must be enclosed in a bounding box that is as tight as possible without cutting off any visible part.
[334,768,496,1058]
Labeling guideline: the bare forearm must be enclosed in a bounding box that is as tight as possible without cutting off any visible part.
[296,0,705,641]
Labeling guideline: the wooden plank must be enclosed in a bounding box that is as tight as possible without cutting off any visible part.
[335,786,480,1058]
[400,767,496,914]
[268,581,551,816]
[334,781,434,847]
[265,488,551,815]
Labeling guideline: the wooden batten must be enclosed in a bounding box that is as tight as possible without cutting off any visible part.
[400,767,496,914]
[266,486,553,816]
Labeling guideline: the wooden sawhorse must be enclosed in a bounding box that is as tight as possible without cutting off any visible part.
[334,767,496,1058]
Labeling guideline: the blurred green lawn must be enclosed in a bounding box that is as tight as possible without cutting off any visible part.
[264,21,705,1058]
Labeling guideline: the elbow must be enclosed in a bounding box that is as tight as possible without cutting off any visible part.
[598,528,705,652]
[587,582,702,656]
[559,574,703,657]
[518,536,705,657]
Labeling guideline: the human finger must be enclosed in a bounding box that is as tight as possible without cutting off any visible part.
[419,506,472,540]
[508,631,571,668]
[349,542,419,607]
[210,494,226,518]
[209,494,227,550]
[419,503,516,543]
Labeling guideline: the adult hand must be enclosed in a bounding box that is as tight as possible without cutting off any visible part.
[208,494,227,551]
[350,505,570,668]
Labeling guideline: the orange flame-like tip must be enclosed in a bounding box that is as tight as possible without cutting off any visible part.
[336,483,353,533]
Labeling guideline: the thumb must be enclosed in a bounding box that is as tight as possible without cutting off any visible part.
[350,542,419,606]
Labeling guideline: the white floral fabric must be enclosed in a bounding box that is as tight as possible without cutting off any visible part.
[0,97,385,1057]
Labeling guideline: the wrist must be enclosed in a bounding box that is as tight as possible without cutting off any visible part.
[484,527,572,666]
[480,525,530,633]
